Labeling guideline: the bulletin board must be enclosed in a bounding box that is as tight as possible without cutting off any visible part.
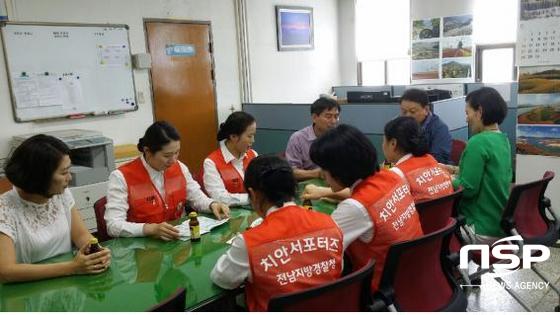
[1,22,137,122]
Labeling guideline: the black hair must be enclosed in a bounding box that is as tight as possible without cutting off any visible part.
[217,111,256,142]
[465,87,508,125]
[400,88,429,107]
[310,124,378,187]
[137,121,180,153]
[310,97,340,116]
[5,134,70,197]
[244,155,296,207]
[384,116,429,157]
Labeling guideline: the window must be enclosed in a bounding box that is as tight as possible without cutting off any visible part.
[356,0,410,85]
[473,0,519,45]
[387,58,411,85]
[359,60,385,86]
[473,0,518,82]
[476,45,516,83]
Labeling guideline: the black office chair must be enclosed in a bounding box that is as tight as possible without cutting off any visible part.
[450,139,466,166]
[267,259,375,311]
[458,171,559,311]
[415,188,463,234]
[148,287,186,312]
[498,171,560,311]
[372,218,467,312]
[93,196,112,242]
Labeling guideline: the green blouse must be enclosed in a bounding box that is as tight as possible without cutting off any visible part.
[453,131,512,237]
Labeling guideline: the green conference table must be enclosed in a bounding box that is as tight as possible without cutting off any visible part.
[0,180,336,312]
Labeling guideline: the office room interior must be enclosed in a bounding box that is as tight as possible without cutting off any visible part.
[0,0,559,312]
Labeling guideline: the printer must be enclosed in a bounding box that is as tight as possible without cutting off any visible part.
[12,129,115,187]
[12,130,115,232]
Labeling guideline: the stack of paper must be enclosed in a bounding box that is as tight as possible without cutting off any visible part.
[176,216,229,241]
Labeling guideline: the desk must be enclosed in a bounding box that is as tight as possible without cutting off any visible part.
[0,181,337,311]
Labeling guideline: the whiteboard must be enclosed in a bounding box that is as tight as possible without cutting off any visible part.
[1,22,137,122]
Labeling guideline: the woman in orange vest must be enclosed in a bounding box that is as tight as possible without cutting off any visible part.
[203,111,257,206]
[383,116,453,202]
[310,124,423,292]
[211,155,343,311]
[105,121,229,241]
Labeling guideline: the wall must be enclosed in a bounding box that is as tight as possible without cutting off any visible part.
[410,0,474,19]
[0,0,241,161]
[337,0,356,86]
[516,155,560,214]
[246,0,341,102]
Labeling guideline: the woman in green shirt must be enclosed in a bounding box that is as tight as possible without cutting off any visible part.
[451,87,512,244]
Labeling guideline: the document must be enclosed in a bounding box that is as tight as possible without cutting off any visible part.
[97,43,131,67]
[12,74,64,108]
[176,216,229,240]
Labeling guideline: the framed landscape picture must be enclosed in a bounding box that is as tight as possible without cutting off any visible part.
[276,6,314,51]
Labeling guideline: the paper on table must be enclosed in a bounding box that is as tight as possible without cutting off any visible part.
[224,217,263,245]
[250,217,263,228]
[176,216,229,240]
[226,233,240,245]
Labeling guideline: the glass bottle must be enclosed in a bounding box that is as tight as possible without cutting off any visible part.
[189,212,201,242]
[302,199,313,210]
[87,237,102,255]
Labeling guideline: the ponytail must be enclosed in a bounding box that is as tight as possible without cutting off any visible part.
[217,111,256,141]
[137,121,180,153]
[409,132,429,157]
[136,137,145,152]
[244,155,296,207]
[384,116,429,157]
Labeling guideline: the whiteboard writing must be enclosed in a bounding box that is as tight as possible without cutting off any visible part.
[1,23,137,122]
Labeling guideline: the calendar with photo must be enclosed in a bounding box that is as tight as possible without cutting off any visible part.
[517,0,560,66]
[517,20,560,66]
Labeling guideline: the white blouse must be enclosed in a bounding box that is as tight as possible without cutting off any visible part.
[0,187,74,263]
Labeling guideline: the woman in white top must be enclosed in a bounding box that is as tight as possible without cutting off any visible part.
[105,121,229,241]
[0,135,111,283]
[203,112,257,206]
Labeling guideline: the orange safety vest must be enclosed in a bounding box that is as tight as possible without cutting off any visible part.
[244,205,343,311]
[206,148,257,193]
[119,158,187,223]
[393,154,454,202]
[348,169,423,292]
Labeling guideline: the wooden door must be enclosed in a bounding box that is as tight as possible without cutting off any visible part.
[0,177,12,194]
[145,21,218,173]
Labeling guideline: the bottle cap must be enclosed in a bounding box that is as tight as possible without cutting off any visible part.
[189,211,197,218]
[90,237,99,244]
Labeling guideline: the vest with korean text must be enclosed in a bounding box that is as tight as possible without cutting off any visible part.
[244,205,343,311]
[348,169,423,292]
[119,158,187,223]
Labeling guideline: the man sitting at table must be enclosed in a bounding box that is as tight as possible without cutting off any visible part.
[285,97,340,181]
[210,155,344,311]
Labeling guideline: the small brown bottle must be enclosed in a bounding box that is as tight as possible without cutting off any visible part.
[383,160,393,170]
[87,237,102,255]
[189,212,201,242]
[302,199,313,210]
